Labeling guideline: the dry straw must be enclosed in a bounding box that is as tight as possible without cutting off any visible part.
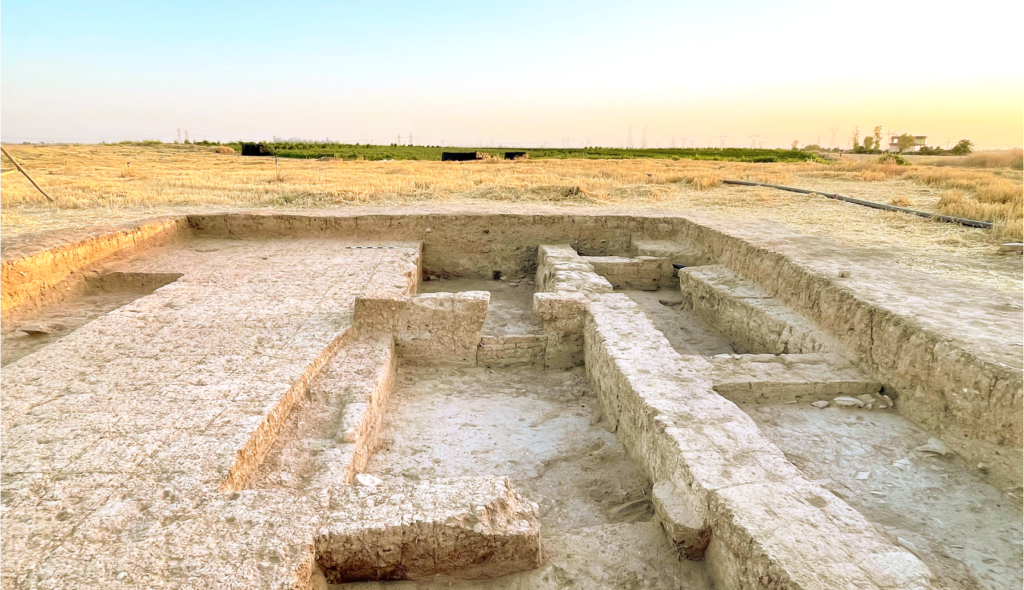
[1,144,1020,292]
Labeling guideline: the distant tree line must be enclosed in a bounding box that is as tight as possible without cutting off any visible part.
[219,143,823,163]
[847,126,973,155]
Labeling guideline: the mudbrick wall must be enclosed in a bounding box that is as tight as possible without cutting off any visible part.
[4,212,1019,465]
[666,215,1023,479]
[187,210,1021,474]
[678,265,830,355]
[536,244,939,589]
[4,210,1019,476]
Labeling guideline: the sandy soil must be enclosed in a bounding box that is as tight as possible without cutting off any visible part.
[361,364,712,589]
[620,288,735,356]
[743,403,1023,590]
[366,366,652,532]
[1,273,181,366]
[1,291,141,366]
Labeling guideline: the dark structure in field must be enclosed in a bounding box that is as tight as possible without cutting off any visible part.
[241,143,273,156]
[441,152,485,162]
[504,151,528,160]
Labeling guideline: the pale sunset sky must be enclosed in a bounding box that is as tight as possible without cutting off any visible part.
[2,1,1021,148]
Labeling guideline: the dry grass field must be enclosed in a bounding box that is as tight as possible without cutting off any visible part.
[2,144,1021,292]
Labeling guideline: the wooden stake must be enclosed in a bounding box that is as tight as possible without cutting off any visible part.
[0,145,56,203]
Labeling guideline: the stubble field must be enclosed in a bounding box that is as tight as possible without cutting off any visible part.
[2,144,1021,292]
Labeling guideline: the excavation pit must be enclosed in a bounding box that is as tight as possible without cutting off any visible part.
[1,211,1019,590]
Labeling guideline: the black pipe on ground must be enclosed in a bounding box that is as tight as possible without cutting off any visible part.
[722,179,993,230]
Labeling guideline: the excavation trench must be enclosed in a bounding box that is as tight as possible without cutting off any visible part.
[0,271,182,366]
[2,213,1020,590]
[612,264,1021,590]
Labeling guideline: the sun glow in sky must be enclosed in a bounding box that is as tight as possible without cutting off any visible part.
[2,1,1021,148]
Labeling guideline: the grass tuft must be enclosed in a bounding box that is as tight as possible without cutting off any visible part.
[890,195,915,208]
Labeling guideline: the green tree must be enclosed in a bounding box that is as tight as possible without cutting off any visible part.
[896,133,916,153]
[862,136,875,151]
[950,139,974,155]
[873,126,883,152]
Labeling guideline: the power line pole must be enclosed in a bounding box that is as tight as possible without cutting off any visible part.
[829,127,838,149]
[626,126,633,149]
[718,135,727,149]
[641,127,647,149]
[750,135,759,149]
[177,129,181,143]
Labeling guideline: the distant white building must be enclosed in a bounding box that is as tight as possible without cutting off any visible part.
[889,135,928,152]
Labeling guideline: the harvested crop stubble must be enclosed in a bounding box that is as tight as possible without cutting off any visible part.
[1,144,1020,292]
[800,158,1023,241]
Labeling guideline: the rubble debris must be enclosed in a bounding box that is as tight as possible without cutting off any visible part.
[915,438,953,456]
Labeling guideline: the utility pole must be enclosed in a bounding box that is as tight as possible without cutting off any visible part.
[627,126,633,149]
[641,127,647,149]
[750,135,759,149]
[177,129,181,143]
[718,135,727,149]
[408,134,412,146]
[829,127,838,149]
